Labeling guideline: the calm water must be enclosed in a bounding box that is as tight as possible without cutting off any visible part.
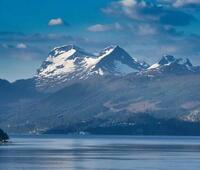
[0,135,200,170]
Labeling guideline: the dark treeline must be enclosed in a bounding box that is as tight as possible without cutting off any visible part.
[0,129,9,142]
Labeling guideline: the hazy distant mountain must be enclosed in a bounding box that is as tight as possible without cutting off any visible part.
[146,55,200,75]
[0,78,42,105]
[1,45,200,135]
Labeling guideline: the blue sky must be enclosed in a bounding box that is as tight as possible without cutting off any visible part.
[1,0,200,81]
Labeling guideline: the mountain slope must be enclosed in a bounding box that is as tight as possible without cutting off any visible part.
[94,46,148,74]
[0,78,42,105]
[2,74,200,134]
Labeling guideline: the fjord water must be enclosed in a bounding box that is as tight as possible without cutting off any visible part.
[0,135,200,170]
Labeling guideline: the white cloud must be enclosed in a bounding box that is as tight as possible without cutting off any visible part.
[88,24,111,32]
[16,43,27,49]
[48,18,64,26]
[120,0,137,7]
[173,0,200,7]
[88,23,122,32]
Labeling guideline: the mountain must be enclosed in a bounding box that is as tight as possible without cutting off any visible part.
[147,55,200,75]
[1,74,200,134]
[1,44,200,135]
[35,45,148,92]
[93,45,149,74]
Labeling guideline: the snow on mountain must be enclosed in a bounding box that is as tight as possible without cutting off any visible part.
[36,45,94,78]
[35,45,200,92]
[94,45,149,75]
[181,110,200,122]
[149,55,181,69]
[35,44,147,91]
[147,55,199,74]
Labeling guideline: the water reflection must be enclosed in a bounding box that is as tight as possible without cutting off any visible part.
[0,135,200,170]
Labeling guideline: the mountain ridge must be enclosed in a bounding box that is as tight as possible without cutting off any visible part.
[1,44,200,134]
[35,44,148,92]
[35,44,200,92]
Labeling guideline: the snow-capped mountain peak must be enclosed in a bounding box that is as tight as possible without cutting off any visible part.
[94,45,148,75]
[99,45,118,55]
[35,45,200,92]
[37,45,94,78]
[148,55,176,69]
[49,44,89,57]
[35,44,146,91]
[147,55,199,75]
[148,55,194,69]
[159,55,176,65]
[177,58,193,67]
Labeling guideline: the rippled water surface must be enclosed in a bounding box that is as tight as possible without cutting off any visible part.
[0,135,200,170]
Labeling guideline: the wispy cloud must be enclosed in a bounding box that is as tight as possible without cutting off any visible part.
[137,25,156,36]
[99,0,200,63]
[88,24,111,32]
[103,0,196,27]
[120,0,137,7]
[172,0,200,7]
[87,23,122,32]
[0,31,110,61]
[16,43,27,49]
